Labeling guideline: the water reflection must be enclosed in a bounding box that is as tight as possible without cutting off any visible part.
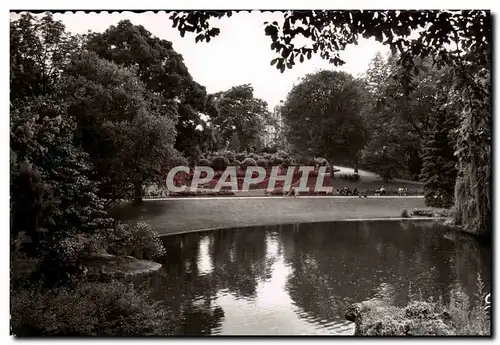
[148,220,491,335]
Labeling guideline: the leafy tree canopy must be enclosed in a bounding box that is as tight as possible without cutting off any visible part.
[212,84,269,152]
[170,10,490,76]
[10,13,83,101]
[63,51,179,203]
[86,20,219,161]
[282,70,368,172]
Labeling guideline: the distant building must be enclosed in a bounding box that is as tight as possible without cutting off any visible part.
[263,103,286,148]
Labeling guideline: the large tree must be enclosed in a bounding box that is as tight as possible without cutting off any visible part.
[85,20,218,162]
[170,10,491,236]
[360,52,454,182]
[360,53,416,181]
[282,70,368,179]
[420,103,458,208]
[63,51,179,204]
[211,84,268,152]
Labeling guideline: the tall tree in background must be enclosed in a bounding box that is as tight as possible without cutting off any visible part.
[360,53,414,181]
[361,52,459,191]
[212,84,268,152]
[281,70,368,179]
[85,20,218,162]
[360,53,447,181]
[420,103,458,208]
[229,132,241,152]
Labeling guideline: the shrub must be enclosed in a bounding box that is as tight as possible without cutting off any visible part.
[223,151,235,162]
[263,153,272,160]
[197,158,211,166]
[256,159,269,168]
[270,155,284,166]
[292,155,309,165]
[411,208,451,217]
[262,146,278,154]
[280,158,291,168]
[424,190,454,209]
[276,150,289,159]
[241,158,257,167]
[210,156,230,171]
[401,209,411,218]
[106,223,166,261]
[248,153,260,160]
[10,100,115,283]
[169,190,235,197]
[446,274,491,335]
[235,153,246,162]
[233,159,241,167]
[348,274,490,336]
[10,280,176,336]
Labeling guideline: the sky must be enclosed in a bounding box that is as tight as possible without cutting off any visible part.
[10,11,389,110]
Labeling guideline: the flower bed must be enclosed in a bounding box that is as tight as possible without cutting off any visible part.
[167,190,235,197]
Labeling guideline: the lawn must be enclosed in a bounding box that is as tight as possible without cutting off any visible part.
[112,196,428,236]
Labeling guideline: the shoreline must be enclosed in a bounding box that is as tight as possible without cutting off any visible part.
[160,216,447,237]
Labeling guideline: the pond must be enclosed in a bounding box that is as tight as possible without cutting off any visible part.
[146,220,491,335]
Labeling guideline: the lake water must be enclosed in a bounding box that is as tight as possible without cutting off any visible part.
[146,220,491,335]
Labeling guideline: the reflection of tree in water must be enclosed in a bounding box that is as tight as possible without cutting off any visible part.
[444,229,492,304]
[209,227,276,299]
[282,222,379,323]
[148,234,223,335]
[147,228,276,334]
[280,220,491,324]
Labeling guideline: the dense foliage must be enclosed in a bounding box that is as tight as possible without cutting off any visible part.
[63,51,179,204]
[419,97,458,208]
[359,53,458,186]
[211,84,269,152]
[281,70,368,180]
[10,95,114,283]
[9,12,182,315]
[86,20,219,163]
[11,280,176,336]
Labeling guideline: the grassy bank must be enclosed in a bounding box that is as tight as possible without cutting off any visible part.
[112,197,428,235]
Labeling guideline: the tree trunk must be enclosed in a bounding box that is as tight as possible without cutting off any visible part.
[453,86,491,238]
[134,181,143,204]
[353,154,359,174]
[453,149,490,237]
